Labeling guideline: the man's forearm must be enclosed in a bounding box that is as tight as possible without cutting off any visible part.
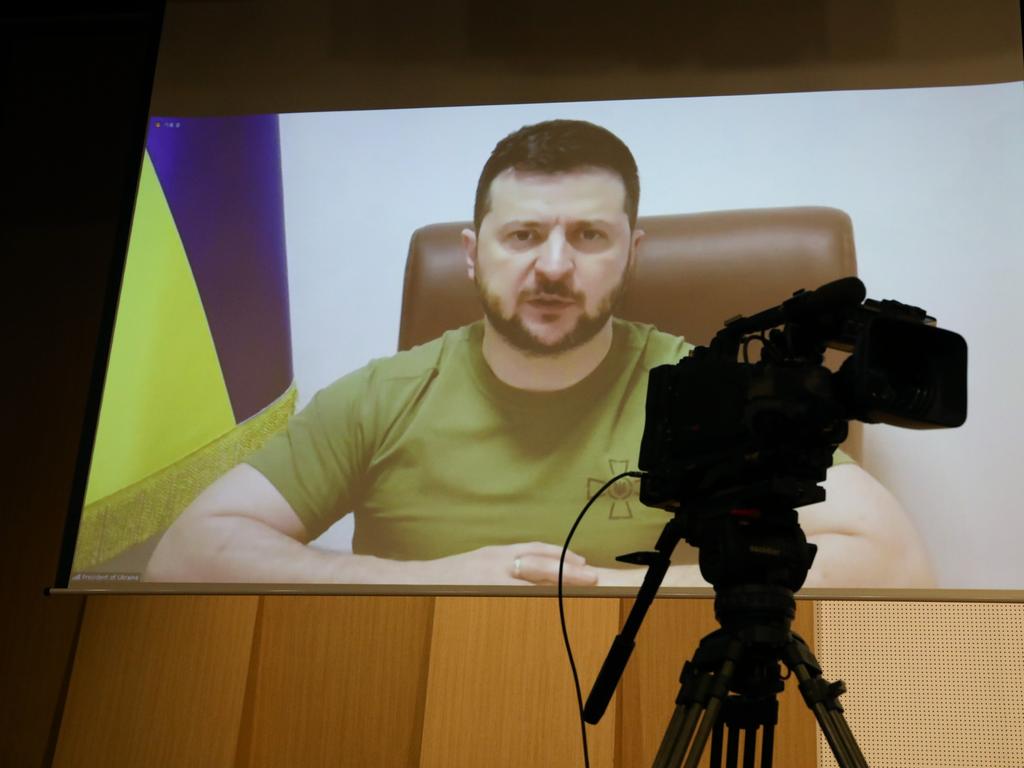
[803,531,934,588]
[146,515,410,584]
[799,465,935,589]
[146,515,606,586]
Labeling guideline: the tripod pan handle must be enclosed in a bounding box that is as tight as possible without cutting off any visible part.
[583,634,634,724]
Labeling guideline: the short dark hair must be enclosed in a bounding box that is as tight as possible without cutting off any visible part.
[473,119,640,232]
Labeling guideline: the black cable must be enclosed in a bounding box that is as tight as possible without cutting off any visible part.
[558,469,645,768]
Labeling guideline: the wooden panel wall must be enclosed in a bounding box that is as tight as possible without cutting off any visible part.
[54,595,817,767]
[418,597,619,767]
[54,597,259,768]
[240,597,434,767]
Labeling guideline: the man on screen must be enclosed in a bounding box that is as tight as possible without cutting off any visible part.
[147,119,933,588]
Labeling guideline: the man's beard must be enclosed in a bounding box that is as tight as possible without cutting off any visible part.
[475,271,628,357]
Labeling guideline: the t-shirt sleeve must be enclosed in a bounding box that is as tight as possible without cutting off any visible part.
[246,367,374,539]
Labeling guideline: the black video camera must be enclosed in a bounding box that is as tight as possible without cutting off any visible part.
[637,277,967,514]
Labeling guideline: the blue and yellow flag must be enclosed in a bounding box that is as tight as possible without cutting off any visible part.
[75,115,295,571]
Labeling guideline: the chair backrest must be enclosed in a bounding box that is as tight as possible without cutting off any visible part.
[400,206,857,349]
[399,205,861,457]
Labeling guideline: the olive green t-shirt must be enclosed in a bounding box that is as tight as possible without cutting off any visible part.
[248,319,695,567]
[247,319,852,568]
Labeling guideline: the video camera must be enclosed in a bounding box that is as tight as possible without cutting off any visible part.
[637,276,967,516]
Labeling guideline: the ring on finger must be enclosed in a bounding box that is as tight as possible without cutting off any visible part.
[513,556,522,579]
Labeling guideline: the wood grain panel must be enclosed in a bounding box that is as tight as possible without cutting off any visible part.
[419,596,620,768]
[238,596,434,768]
[53,595,258,768]
[618,597,817,768]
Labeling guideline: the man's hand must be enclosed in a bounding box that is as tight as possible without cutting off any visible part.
[590,564,709,588]
[415,542,599,586]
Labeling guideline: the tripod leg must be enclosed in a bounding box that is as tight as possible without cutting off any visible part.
[652,701,704,768]
[828,705,871,767]
[681,662,734,768]
[743,725,757,768]
[759,722,774,768]
[654,642,741,768]
[725,696,775,768]
[652,656,737,768]
[710,719,724,767]
[724,721,740,767]
[785,638,870,768]
[812,694,864,768]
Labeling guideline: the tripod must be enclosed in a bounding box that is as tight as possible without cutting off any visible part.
[583,506,871,768]
[651,585,868,768]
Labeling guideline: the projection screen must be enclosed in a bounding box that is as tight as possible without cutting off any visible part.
[58,77,1024,595]
[46,0,1023,599]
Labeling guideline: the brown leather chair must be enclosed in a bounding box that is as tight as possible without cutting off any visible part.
[399,205,861,459]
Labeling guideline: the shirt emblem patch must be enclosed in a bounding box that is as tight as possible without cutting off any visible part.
[587,459,641,520]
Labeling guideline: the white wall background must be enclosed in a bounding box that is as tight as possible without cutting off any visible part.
[279,82,1024,589]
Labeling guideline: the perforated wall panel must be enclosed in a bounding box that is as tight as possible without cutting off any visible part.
[814,601,1024,768]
